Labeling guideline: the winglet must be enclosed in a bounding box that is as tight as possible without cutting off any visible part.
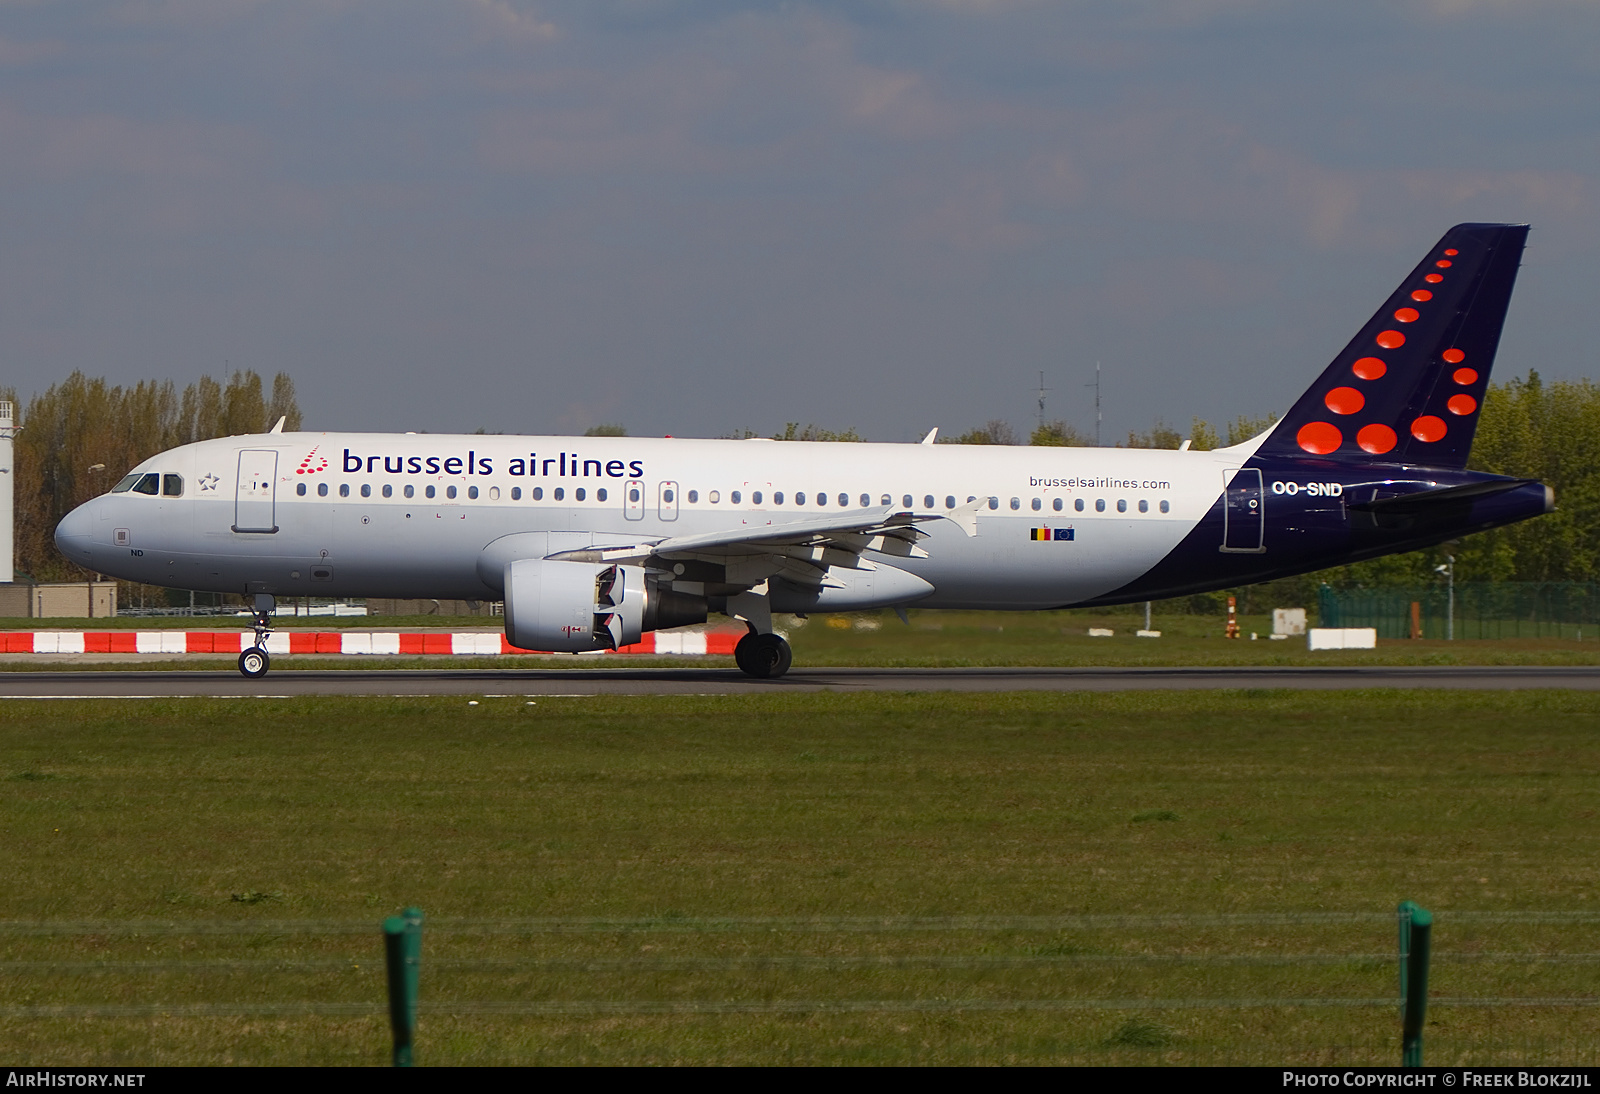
[920,428,938,445]
[944,496,989,537]
[269,416,287,434]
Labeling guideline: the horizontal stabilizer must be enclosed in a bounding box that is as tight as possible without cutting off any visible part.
[1346,478,1536,514]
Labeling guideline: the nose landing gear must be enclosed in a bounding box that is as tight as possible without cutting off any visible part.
[238,593,275,679]
[238,645,270,679]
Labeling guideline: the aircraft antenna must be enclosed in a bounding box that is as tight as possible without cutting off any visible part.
[1035,370,1050,433]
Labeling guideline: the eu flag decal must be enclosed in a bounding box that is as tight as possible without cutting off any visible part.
[1030,527,1075,542]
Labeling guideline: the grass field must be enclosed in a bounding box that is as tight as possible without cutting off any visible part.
[3,690,1598,1064]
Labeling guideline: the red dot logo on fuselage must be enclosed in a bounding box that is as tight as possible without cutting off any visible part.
[296,446,330,475]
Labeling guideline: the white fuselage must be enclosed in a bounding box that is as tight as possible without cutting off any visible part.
[56,431,1270,610]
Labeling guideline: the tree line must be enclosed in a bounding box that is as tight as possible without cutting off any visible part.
[7,370,1596,593]
[4,371,301,582]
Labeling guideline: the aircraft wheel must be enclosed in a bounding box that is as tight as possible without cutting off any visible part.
[238,647,271,679]
[734,632,792,679]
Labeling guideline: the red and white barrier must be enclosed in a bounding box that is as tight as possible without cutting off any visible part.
[0,630,742,656]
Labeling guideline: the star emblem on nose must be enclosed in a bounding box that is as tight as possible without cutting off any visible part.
[199,473,220,492]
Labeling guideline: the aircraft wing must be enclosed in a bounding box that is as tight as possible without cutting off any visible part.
[548,498,988,588]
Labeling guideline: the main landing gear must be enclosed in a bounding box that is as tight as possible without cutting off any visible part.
[238,593,275,679]
[734,630,792,679]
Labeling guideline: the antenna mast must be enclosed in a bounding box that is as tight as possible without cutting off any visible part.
[1035,370,1050,433]
[1085,362,1102,446]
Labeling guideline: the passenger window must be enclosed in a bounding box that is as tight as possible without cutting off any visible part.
[446,485,457,499]
[340,484,351,498]
[489,486,500,500]
[772,491,782,504]
[111,474,140,493]
[468,486,479,500]
[661,488,671,503]
[133,474,160,495]
[709,490,720,503]
[1075,498,1085,512]
[1138,499,1148,513]
[296,483,307,496]
[731,491,742,504]
[361,484,372,498]
[629,487,640,502]
[532,487,542,500]
[597,488,607,502]
[902,495,913,508]
[318,483,329,497]
[425,485,435,499]
[575,488,586,501]
[383,484,393,498]
[879,495,890,505]
[1052,498,1062,512]
[554,487,564,501]
[796,492,806,505]
[163,474,183,497]
[924,495,934,509]
[404,484,414,498]
[946,496,956,509]
[1160,500,1170,514]
[686,490,697,503]
[1009,498,1020,510]
[988,498,999,510]
[511,487,521,500]
[1030,498,1041,511]
[1117,499,1127,513]
[1095,499,1106,512]
[752,491,763,505]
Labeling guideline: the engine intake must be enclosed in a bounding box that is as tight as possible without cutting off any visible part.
[503,559,706,652]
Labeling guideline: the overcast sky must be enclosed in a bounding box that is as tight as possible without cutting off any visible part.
[1,0,1596,442]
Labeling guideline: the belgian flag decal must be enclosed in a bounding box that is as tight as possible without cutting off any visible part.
[1030,527,1074,541]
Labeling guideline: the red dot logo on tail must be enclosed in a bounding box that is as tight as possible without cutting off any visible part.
[1357,424,1397,454]
[1297,421,1342,454]
[1448,394,1477,416]
[1352,357,1387,380]
[1376,330,1406,349]
[1324,387,1364,415]
[1453,367,1478,385]
[1411,416,1447,442]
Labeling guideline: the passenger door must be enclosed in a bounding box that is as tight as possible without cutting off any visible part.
[233,450,279,533]
[1220,468,1264,553]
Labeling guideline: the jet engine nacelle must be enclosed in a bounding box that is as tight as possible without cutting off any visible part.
[502,559,706,652]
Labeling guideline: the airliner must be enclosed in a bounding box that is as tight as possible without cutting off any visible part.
[54,223,1552,679]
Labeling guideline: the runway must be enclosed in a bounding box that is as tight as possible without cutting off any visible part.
[3,664,1600,698]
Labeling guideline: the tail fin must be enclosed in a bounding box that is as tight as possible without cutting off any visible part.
[1255,223,1528,469]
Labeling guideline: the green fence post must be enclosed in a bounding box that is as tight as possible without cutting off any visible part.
[1397,901,1432,1067]
[383,907,424,1066]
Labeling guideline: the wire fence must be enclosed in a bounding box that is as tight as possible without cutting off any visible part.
[1318,582,1600,640]
[3,911,1597,1065]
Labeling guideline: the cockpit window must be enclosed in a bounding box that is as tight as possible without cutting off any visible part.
[131,474,160,496]
[163,474,183,497]
[111,474,141,493]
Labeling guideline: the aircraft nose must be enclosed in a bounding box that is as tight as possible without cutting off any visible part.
[54,503,97,566]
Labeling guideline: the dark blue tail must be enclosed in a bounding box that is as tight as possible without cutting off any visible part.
[1254,223,1528,470]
